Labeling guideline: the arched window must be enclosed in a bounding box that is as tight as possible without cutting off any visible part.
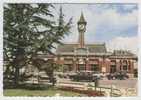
[110,60,116,73]
[91,64,99,72]
[123,60,128,71]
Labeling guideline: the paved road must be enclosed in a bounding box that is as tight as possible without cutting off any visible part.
[99,78,137,89]
[57,78,137,88]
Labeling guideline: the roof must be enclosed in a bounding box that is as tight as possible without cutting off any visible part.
[56,43,78,54]
[87,44,107,53]
[109,50,137,59]
[56,44,137,58]
[56,43,107,55]
[112,50,135,56]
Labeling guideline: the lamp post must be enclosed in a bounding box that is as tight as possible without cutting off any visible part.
[94,77,99,91]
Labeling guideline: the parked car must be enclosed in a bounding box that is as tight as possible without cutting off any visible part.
[134,69,138,78]
[69,71,99,82]
[107,73,114,80]
[107,71,129,80]
[92,71,104,79]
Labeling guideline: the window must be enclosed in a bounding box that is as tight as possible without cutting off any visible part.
[78,64,85,71]
[110,65,116,73]
[123,65,127,71]
[64,64,72,72]
[120,65,122,70]
[91,64,99,72]
[123,60,127,71]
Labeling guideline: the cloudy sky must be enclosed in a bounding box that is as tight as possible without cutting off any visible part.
[53,4,138,54]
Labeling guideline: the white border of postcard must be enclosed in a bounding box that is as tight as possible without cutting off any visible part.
[0,0,141,100]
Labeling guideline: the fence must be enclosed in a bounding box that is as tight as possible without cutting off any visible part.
[92,86,122,97]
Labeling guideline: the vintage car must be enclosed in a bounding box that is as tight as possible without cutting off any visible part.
[69,71,100,82]
[107,71,129,80]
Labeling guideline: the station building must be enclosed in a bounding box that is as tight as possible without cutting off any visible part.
[54,13,137,74]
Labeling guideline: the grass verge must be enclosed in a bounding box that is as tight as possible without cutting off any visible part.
[3,88,84,97]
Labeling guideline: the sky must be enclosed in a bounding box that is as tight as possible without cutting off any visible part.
[52,4,138,54]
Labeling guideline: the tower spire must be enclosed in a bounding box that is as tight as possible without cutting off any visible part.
[78,12,86,24]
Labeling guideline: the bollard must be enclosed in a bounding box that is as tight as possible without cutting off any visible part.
[94,78,99,91]
[111,85,113,96]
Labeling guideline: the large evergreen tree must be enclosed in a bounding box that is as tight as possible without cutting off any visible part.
[4,4,72,86]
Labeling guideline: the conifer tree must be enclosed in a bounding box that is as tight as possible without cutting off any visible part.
[4,4,72,86]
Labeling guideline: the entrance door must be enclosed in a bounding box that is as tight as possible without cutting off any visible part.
[110,65,116,73]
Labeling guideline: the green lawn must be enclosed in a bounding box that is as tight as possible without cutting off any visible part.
[4,88,84,97]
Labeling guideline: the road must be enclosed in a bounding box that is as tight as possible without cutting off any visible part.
[99,78,137,89]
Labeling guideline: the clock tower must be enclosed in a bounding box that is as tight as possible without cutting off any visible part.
[77,12,87,48]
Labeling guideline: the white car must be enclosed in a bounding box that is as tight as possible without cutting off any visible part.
[92,73,104,79]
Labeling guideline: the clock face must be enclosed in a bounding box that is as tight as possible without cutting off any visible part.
[78,24,85,30]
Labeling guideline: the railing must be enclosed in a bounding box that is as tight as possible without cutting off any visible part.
[58,81,122,97]
[88,85,122,97]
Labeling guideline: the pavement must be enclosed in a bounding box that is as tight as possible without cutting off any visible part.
[99,78,137,88]
[57,78,137,88]
[99,78,138,96]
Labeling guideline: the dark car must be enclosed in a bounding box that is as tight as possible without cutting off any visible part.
[107,71,129,80]
[107,73,114,80]
[115,71,129,80]
[70,71,99,82]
